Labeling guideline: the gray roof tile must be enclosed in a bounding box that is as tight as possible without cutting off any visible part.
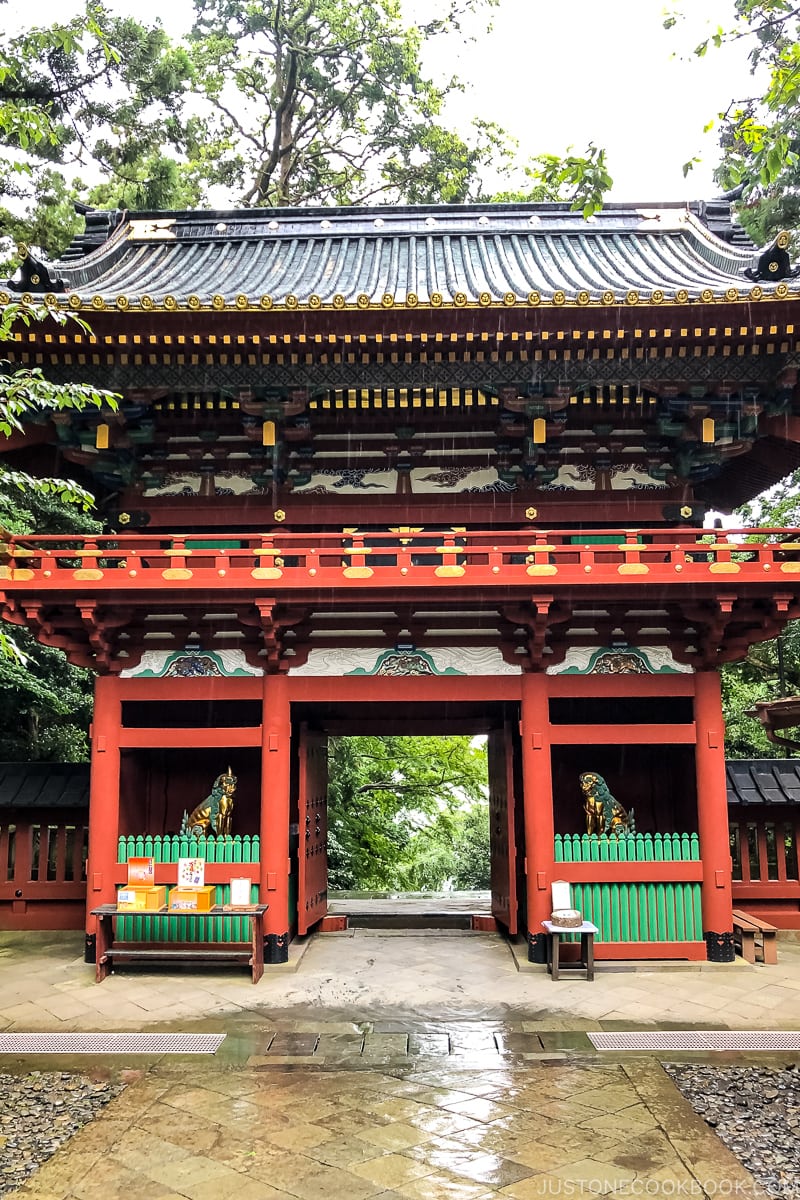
[727,759,800,806]
[0,763,89,809]
[21,201,781,310]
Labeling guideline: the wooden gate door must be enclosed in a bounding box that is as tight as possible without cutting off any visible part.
[297,724,329,935]
[488,722,518,934]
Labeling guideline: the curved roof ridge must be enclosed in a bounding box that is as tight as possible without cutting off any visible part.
[2,196,787,309]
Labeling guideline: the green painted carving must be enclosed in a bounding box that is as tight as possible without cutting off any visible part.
[347,648,463,676]
[557,646,687,675]
[124,649,260,678]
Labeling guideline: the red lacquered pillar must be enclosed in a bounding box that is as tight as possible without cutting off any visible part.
[261,672,291,963]
[520,671,555,963]
[694,670,734,961]
[85,675,122,963]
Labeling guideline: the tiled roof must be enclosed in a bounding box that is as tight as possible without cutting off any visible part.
[0,762,89,809]
[726,759,800,807]
[14,201,781,311]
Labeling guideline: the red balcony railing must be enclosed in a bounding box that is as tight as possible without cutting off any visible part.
[1,527,799,592]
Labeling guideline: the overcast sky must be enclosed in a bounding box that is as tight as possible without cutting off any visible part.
[7,0,759,202]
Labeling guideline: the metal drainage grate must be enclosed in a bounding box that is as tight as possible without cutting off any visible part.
[589,1030,800,1052]
[0,1033,225,1054]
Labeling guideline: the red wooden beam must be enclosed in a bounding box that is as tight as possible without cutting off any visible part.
[118,727,262,748]
[0,883,87,901]
[554,862,703,883]
[549,724,696,745]
[288,675,520,702]
[732,881,800,899]
[547,675,695,697]
[593,940,705,960]
[113,678,263,701]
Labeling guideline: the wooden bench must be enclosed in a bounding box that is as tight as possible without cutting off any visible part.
[732,909,778,965]
[91,905,268,983]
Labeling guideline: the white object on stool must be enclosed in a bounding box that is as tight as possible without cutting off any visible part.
[551,879,571,911]
[550,908,583,928]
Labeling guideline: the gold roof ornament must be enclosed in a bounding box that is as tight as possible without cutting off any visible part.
[127,219,177,241]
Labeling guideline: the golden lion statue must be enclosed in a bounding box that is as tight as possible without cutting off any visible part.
[579,771,635,837]
[181,767,236,838]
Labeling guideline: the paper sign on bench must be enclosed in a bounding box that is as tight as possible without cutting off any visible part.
[229,877,252,907]
[177,857,205,888]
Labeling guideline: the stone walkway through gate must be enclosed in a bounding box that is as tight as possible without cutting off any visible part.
[1,928,799,1032]
[0,928,798,1200]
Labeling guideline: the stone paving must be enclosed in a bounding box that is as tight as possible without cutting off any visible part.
[1,929,799,1032]
[0,928,798,1200]
[2,1053,767,1200]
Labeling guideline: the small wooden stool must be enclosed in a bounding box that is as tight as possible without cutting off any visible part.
[542,920,598,981]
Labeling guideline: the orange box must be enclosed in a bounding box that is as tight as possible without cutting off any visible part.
[117,885,167,912]
[127,857,155,885]
[168,885,216,913]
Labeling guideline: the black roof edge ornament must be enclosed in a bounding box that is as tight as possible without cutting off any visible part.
[5,243,68,294]
[743,230,800,282]
[60,207,126,263]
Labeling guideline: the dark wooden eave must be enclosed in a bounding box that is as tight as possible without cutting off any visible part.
[727,755,800,804]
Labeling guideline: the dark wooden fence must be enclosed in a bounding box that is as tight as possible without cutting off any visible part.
[0,810,88,929]
[730,809,800,928]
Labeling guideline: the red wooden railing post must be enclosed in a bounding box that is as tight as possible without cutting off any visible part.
[520,672,555,963]
[261,672,291,963]
[694,670,735,961]
[85,675,122,963]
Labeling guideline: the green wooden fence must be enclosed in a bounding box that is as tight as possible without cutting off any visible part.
[554,832,700,863]
[116,834,260,943]
[553,833,703,943]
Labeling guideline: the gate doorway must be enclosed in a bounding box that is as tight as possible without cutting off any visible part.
[289,703,524,939]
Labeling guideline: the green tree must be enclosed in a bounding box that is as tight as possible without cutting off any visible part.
[721,631,800,757]
[491,143,614,219]
[185,0,512,206]
[3,0,616,259]
[0,3,194,259]
[0,298,117,661]
[450,801,491,889]
[720,478,800,757]
[327,735,488,890]
[0,22,121,664]
[668,2,800,244]
[394,799,491,891]
[0,486,99,758]
[0,302,117,510]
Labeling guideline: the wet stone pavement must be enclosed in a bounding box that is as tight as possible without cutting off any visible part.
[1,1044,769,1200]
[2,930,800,1199]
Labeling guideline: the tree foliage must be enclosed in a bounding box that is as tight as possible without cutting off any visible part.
[0,3,193,257]
[1,0,617,263]
[186,0,514,207]
[492,143,613,218]
[721,478,800,757]
[327,735,489,891]
[0,48,120,667]
[0,303,118,512]
[668,2,800,243]
[722,627,800,757]
[0,486,99,758]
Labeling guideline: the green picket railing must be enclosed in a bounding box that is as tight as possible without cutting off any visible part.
[553,833,702,943]
[554,832,700,863]
[116,834,260,944]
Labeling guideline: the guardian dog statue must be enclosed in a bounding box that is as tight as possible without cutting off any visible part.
[579,771,635,836]
[181,767,236,837]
